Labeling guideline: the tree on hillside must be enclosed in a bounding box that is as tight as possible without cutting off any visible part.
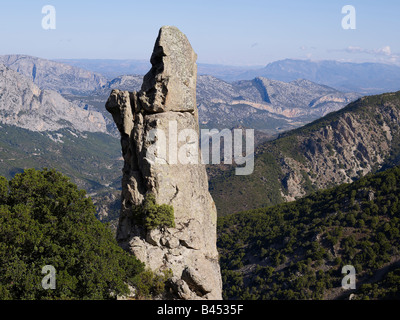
[0,168,145,300]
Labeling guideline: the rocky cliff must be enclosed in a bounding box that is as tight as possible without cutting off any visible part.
[106,26,222,300]
[0,55,107,95]
[210,91,400,215]
[0,64,107,132]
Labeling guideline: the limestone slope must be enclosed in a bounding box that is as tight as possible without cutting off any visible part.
[0,54,107,94]
[0,64,107,133]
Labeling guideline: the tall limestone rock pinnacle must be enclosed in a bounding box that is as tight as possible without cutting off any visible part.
[106,26,223,300]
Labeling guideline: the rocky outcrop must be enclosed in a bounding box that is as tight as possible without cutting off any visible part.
[106,26,222,300]
[279,104,399,201]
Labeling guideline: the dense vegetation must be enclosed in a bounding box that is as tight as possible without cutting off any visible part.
[218,165,400,300]
[0,124,123,223]
[0,124,122,191]
[0,169,167,300]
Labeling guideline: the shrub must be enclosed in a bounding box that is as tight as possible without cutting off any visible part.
[133,193,175,230]
[133,269,173,299]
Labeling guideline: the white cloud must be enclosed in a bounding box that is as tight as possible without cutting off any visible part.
[343,45,400,64]
[379,46,392,55]
[345,45,392,56]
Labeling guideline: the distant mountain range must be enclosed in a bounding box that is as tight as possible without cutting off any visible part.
[55,58,151,79]
[0,55,107,94]
[0,55,360,134]
[55,58,262,80]
[196,75,359,132]
[86,73,359,133]
[210,91,400,216]
[232,59,400,95]
[56,57,400,95]
[1,53,399,221]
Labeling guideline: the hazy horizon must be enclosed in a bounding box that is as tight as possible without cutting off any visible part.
[1,54,400,70]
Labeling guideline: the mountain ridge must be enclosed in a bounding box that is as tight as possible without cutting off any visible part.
[232,59,400,94]
[0,64,107,133]
[53,57,400,95]
[1,54,360,136]
[210,90,400,216]
[0,54,107,95]
[97,73,360,133]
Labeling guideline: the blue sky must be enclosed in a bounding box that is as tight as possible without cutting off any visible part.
[0,0,399,66]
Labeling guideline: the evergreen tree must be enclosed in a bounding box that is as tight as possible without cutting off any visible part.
[0,168,144,300]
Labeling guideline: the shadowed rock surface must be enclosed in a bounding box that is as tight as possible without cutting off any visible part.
[106,26,222,300]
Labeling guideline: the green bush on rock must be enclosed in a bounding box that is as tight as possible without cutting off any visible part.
[133,193,175,231]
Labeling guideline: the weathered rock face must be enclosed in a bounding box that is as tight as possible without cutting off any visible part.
[106,26,222,300]
[0,54,107,95]
[0,64,107,133]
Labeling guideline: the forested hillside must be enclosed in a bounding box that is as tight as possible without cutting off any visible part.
[218,165,400,300]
